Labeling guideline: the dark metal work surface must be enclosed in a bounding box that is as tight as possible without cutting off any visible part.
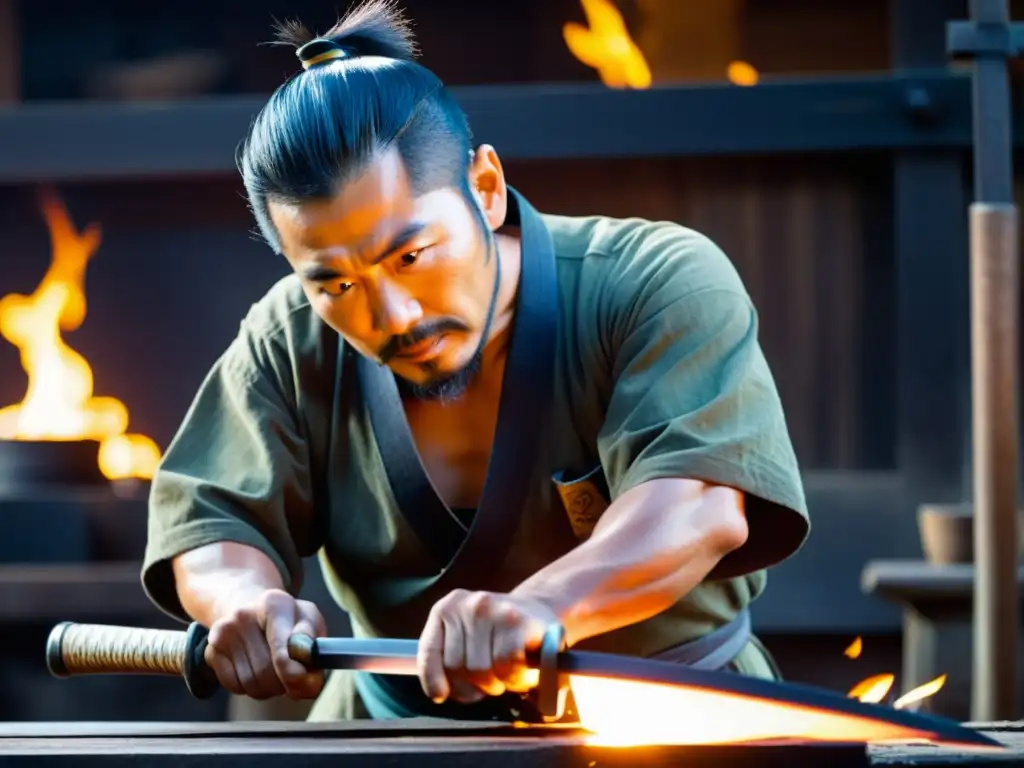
[0,721,871,768]
[0,73,999,183]
[0,720,1022,767]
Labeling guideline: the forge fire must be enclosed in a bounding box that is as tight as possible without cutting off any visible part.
[0,190,160,481]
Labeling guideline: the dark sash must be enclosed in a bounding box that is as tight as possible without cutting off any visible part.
[354,188,559,609]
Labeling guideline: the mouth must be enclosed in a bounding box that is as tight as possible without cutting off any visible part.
[395,334,447,364]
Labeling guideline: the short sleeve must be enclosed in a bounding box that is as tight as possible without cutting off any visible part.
[141,319,324,622]
[596,233,809,579]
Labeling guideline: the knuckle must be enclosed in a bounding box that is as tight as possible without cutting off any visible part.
[442,589,468,608]
[233,607,259,626]
[259,589,292,611]
[272,647,293,667]
[206,621,238,650]
[468,592,493,618]
[493,603,521,627]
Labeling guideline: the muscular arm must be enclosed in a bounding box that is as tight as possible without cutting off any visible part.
[172,542,287,628]
[513,479,748,648]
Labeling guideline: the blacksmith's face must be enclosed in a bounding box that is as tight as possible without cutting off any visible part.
[269,145,508,399]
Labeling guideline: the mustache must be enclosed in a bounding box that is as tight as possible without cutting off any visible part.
[378,318,468,363]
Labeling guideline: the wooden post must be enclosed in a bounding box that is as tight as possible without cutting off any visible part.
[0,0,19,104]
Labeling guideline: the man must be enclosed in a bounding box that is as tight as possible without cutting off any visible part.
[142,0,810,722]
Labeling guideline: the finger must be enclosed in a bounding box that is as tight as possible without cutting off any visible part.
[298,601,329,637]
[264,601,312,694]
[505,667,541,694]
[449,678,487,704]
[442,613,465,673]
[491,616,530,692]
[223,632,264,699]
[288,614,326,698]
[462,606,504,697]
[204,644,243,695]
[417,612,450,703]
[238,620,286,699]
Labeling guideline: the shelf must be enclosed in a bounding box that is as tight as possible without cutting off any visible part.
[0,73,981,184]
[0,562,161,623]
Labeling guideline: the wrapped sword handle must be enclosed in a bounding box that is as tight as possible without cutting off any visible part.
[46,621,219,699]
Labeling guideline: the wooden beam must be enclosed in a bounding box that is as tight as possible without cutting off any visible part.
[0,0,19,104]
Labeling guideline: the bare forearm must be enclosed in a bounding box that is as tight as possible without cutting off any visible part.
[172,542,285,627]
[512,479,748,647]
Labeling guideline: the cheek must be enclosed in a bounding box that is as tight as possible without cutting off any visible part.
[306,292,367,345]
[439,236,493,313]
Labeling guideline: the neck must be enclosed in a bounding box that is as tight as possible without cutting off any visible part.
[477,228,522,378]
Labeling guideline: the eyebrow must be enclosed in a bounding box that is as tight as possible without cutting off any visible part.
[301,221,427,283]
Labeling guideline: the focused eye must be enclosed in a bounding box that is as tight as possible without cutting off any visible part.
[322,281,353,297]
[400,250,420,266]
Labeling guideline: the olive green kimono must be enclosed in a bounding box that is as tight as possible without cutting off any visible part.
[142,191,810,721]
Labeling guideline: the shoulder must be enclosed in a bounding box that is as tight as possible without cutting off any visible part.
[545,214,752,334]
[225,274,331,388]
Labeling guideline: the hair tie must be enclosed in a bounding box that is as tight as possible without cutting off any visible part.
[297,38,348,70]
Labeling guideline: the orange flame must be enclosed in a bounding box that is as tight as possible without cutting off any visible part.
[563,0,651,89]
[0,190,160,480]
[844,636,863,659]
[727,61,759,86]
[849,674,895,703]
[895,675,947,710]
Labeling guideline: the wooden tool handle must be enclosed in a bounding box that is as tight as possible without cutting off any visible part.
[46,621,219,699]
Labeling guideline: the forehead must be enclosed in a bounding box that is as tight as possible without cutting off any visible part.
[268,149,415,254]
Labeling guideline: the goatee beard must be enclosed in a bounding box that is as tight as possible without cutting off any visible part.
[395,349,483,403]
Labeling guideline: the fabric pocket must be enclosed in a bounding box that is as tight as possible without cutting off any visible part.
[552,464,611,539]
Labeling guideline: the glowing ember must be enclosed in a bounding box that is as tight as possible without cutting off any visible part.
[571,675,945,747]
[0,190,160,480]
[563,0,651,89]
[844,636,863,659]
[727,61,759,86]
[848,674,894,704]
[895,675,947,711]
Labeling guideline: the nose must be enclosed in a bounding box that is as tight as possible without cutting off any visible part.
[367,280,422,336]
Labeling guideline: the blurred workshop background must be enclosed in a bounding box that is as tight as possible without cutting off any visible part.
[0,0,1018,725]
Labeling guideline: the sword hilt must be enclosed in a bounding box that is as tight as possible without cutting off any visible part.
[46,619,570,721]
[46,621,220,699]
[535,623,570,722]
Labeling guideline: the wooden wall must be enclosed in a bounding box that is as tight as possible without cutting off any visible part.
[0,154,896,472]
[508,154,896,470]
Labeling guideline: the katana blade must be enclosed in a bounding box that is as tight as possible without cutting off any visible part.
[46,621,1004,751]
[303,636,420,674]
[303,638,999,753]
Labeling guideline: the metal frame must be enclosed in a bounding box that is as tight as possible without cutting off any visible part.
[0,71,1013,183]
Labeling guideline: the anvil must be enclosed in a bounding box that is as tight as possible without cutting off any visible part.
[44,620,1003,750]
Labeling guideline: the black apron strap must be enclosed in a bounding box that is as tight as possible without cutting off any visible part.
[357,187,558,602]
[358,356,468,564]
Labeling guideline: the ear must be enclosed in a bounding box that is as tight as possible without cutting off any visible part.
[468,144,507,230]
